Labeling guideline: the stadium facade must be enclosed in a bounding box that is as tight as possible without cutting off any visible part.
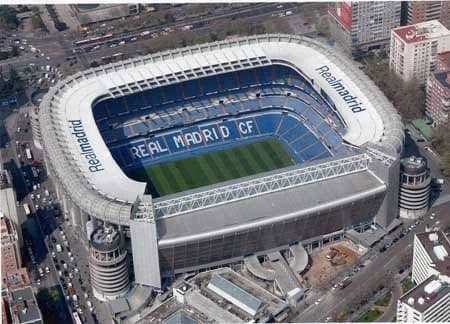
[39,34,404,294]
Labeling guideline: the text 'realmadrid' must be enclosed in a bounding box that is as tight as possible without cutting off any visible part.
[316,65,366,113]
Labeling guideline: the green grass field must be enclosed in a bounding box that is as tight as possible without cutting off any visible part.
[130,139,294,197]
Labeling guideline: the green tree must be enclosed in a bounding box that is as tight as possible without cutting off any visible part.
[441,152,450,177]
[0,6,19,28]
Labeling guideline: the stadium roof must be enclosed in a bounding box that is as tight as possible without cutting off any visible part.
[39,34,403,223]
[157,168,385,246]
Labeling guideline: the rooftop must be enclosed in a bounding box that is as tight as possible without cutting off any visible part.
[400,275,450,313]
[157,169,385,245]
[163,310,197,324]
[393,20,450,44]
[9,287,42,324]
[91,226,121,251]
[416,231,450,275]
[207,274,262,317]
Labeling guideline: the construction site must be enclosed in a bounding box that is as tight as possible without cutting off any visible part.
[303,240,363,288]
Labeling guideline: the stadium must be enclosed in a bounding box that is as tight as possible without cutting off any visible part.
[39,34,403,294]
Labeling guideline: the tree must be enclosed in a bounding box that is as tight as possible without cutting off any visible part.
[0,6,19,28]
[363,56,425,122]
[441,152,450,177]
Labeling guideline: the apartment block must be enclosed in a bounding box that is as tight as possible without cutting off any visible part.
[329,1,401,57]
[390,20,450,84]
[407,1,450,30]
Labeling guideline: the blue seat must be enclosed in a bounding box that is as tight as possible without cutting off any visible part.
[277,115,298,135]
[162,85,182,103]
[267,96,286,108]
[255,114,281,134]
[132,122,148,134]
[292,132,317,151]
[302,142,328,160]
[220,73,239,90]
[201,76,219,95]
[93,101,110,120]
[145,88,164,107]
[182,80,199,99]
[125,93,145,111]
[101,129,116,144]
[257,66,273,85]
[106,98,128,116]
[242,100,260,111]
[282,125,307,143]
[238,69,257,88]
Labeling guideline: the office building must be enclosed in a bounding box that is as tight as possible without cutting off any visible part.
[397,231,450,322]
[329,1,401,57]
[407,1,450,30]
[390,20,450,84]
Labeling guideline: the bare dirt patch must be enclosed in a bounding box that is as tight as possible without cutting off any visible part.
[303,240,361,288]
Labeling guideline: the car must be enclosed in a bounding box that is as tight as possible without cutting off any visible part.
[430,213,435,220]
[36,279,41,285]
[45,266,50,273]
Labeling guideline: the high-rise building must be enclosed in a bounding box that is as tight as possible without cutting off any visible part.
[407,1,450,30]
[1,216,22,286]
[390,20,450,84]
[426,71,450,128]
[396,231,450,322]
[328,1,401,57]
[426,51,450,128]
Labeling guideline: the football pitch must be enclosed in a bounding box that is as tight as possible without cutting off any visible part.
[133,139,294,197]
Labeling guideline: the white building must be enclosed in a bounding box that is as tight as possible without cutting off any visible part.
[390,20,450,84]
[397,231,450,322]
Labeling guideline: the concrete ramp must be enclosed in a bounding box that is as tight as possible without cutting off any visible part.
[244,255,276,281]
[267,252,304,304]
[288,244,309,273]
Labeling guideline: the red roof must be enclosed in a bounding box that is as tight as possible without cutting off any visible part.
[393,26,426,44]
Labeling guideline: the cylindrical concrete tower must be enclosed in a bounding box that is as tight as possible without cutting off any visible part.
[89,225,130,301]
[399,156,430,219]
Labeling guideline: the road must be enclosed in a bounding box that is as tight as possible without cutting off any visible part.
[294,202,450,322]
[292,128,450,322]
[1,3,303,74]
[1,102,107,323]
